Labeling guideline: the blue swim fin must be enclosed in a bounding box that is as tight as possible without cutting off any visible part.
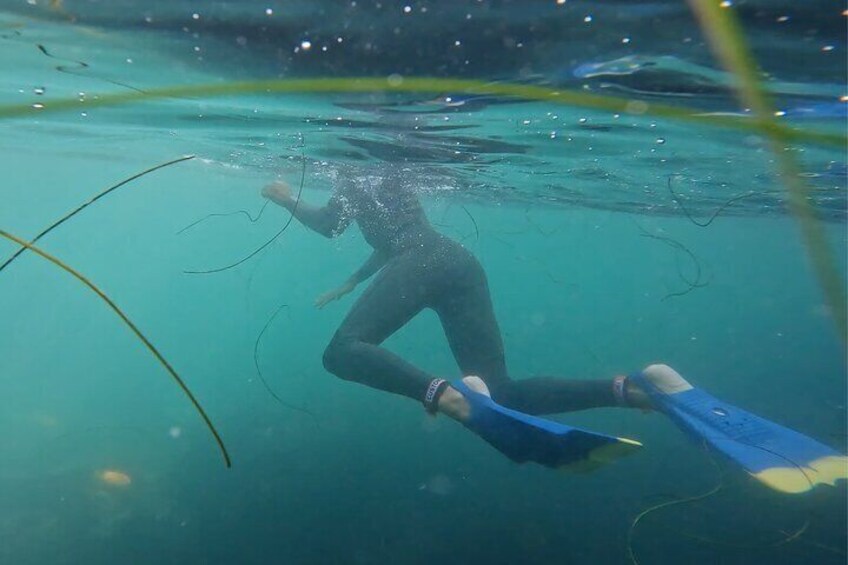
[631,364,848,494]
[453,380,641,471]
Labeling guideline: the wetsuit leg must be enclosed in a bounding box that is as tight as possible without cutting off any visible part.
[434,246,619,415]
[322,251,437,401]
[433,252,510,385]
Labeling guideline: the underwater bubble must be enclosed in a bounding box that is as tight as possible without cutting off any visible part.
[655,138,666,145]
[33,87,45,95]
[32,103,45,110]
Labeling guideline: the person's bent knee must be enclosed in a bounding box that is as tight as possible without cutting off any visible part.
[322,336,353,378]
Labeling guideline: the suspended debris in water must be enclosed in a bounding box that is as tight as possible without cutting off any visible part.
[98,469,132,487]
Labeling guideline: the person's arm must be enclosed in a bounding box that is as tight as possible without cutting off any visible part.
[262,180,351,238]
[315,250,388,308]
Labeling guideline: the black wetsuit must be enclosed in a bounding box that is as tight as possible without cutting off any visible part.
[288,176,617,415]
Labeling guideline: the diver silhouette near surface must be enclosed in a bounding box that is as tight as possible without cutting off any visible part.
[260,167,847,491]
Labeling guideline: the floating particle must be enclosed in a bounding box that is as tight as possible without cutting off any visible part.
[99,469,132,486]
[265,8,273,15]
[720,1,732,7]
[192,12,200,20]
[556,0,566,5]
[32,103,44,109]
[300,40,312,50]
[583,15,592,22]
[655,138,666,145]
[33,86,45,95]
[169,426,182,438]
[822,45,834,52]
[622,37,631,44]
[403,5,411,13]
[777,15,789,22]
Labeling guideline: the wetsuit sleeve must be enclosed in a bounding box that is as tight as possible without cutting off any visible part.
[348,250,388,284]
[280,190,352,238]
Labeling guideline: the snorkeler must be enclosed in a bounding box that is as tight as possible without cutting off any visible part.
[261,169,847,492]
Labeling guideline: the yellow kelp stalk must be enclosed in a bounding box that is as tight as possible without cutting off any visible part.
[0,229,231,467]
[687,0,847,345]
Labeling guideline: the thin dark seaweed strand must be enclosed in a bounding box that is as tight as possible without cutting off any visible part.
[627,445,812,563]
[676,518,809,550]
[184,136,307,275]
[460,204,480,241]
[668,174,771,227]
[252,304,319,423]
[0,26,21,39]
[37,43,147,93]
[0,155,196,274]
[627,443,724,565]
[176,200,271,235]
[637,225,709,300]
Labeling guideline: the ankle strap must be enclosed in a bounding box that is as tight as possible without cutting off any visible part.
[423,378,450,414]
[612,375,630,407]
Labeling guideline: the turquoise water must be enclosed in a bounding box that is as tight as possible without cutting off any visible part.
[1,3,846,564]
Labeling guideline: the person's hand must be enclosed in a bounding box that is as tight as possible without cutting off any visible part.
[315,280,356,309]
[262,180,293,205]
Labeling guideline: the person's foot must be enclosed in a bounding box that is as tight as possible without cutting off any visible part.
[624,364,694,410]
[624,378,654,410]
[437,375,489,422]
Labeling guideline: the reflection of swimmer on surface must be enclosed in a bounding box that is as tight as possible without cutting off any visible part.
[572,54,845,102]
[261,165,847,491]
